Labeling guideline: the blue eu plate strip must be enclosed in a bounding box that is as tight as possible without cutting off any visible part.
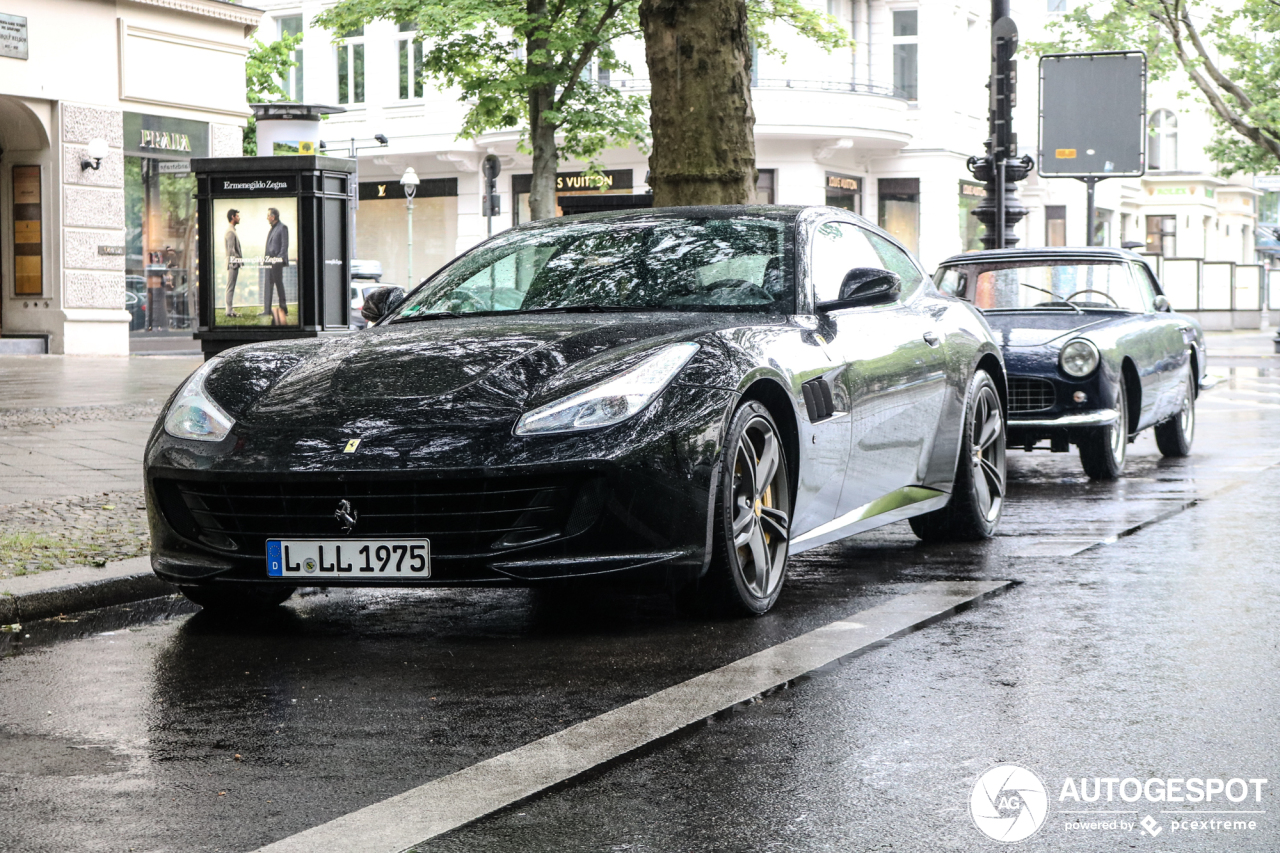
[267,540,283,577]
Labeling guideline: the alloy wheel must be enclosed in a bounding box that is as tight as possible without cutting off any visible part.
[969,384,1006,522]
[730,416,791,600]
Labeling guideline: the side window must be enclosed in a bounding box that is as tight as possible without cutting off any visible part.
[864,230,926,297]
[810,221,883,303]
[1128,262,1157,312]
[936,268,968,298]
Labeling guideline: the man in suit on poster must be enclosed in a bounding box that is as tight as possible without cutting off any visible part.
[223,209,242,318]
[263,207,290,324]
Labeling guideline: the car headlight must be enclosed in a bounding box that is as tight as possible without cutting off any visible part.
[515,342,701,436]
[1060,339,1100,377]
[164,358,235,442]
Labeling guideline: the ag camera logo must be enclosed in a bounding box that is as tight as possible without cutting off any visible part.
[970,765,1049,843]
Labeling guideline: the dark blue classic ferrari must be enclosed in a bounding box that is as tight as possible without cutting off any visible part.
[934,248,1210,479]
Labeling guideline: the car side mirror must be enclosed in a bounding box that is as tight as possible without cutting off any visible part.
[361,286,407,324]
[817,268,902,311]
[1152,294,1171,313]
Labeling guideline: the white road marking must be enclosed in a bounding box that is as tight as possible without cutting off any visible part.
[251,580,1008,853]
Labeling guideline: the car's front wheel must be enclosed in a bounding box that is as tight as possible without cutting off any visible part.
[1154,371,1195,457]
[910,368,1005,541]
[702,401,792,616]
[1078,376,1129,480]
[179,583,295,614]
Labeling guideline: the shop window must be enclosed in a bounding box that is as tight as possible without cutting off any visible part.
[1146,215,1176,257]
[12,166,42,296]
[125,157,198,334]
[1149,109,1177,171]
[337,28,365,105]
[1046,205,1067,246]
[399,22,424,100]
[278,16,304,102]
[1262,191,1280,225]
[755,169,775,205]
[892,10,918,101]
[877,178,920,255]
[959,181,986,251]
[825,172,862,215]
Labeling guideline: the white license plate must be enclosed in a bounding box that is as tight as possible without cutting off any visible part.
[266,539,430,580]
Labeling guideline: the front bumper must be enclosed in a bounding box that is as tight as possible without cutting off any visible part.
[1008,408,1119,430]
[145,385,734,589]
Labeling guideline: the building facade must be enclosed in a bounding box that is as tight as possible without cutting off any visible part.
[0,0,259,355]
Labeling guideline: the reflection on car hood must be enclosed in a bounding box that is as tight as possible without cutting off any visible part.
[981,310,1118,348]
[211,313,753,429]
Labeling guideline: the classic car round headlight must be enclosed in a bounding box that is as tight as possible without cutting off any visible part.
[1060,339,1100,377]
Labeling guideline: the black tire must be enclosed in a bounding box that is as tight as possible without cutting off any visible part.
[1078,375,1129,480]
[910,368,1006,542]
[699,400,793,616]
[1154,371,1195,457]
[179,583,295,613]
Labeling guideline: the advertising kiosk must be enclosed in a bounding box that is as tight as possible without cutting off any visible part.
[190,154,356,359]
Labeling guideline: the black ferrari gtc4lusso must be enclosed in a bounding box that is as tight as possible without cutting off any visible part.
[147,206,1009,616]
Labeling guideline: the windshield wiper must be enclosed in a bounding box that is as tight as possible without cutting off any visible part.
[389,310,462,324]
[1013,281,1082,314]
[510,305,644,315]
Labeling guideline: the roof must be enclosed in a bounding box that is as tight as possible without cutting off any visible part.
[937,247,1149,266]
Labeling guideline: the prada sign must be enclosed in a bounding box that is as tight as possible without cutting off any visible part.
[124,112,209,159]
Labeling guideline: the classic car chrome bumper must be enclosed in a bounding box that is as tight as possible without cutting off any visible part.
[1008,408,1120,430]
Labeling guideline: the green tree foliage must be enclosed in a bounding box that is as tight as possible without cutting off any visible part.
[1028,0,1280,176]
[243,33,304,156]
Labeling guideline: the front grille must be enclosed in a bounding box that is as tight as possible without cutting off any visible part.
[1008,377,1055,413]
[156,475,591,558]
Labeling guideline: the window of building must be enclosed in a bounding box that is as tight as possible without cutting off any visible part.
[1093,207,1112,246]
[1146,214,1176,257]
[1149,109,1177,171]
[1047,0,1067,11]
[878,178,920,254]
[1046,205,1067,246]
[337,27,365,105]
[892,10,918,101]
[755,169,776,204]
[959,181,986,251]
[825,172,862,215]
[278,16,304,102]
[1260,191,1279,224]
[399,22,423,100]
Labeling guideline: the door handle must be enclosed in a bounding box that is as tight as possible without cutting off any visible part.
[923,331,940,347]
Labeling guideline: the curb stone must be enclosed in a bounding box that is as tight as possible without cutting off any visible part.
[0,556,175,624]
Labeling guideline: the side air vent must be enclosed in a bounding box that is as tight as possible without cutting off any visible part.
[801,378,837,422]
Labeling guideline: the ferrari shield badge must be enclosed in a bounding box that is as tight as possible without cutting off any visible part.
[343,439,361,453]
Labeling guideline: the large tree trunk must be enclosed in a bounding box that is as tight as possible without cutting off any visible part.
[640,0,756,207]
[527,82,559,220]
[525,0,559,220]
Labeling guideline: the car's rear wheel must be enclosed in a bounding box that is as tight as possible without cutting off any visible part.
[1078,376,1128,480]
[702,401,792,616]
[910,369,1005,541]
[1154,371,1195,457]
[179,583,295,614]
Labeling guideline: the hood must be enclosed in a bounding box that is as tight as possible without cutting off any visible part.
[207,313,748,429]
[980,311,1119,348]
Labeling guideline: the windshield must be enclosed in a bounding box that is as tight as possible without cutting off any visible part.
[954,262,1150,312]
[389,215,791,321]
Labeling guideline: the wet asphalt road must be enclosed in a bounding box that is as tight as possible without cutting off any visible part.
[2,364,1278,853]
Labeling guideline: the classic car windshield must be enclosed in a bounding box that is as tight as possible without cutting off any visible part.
[958,262,1151,312]
[390,215,791,321]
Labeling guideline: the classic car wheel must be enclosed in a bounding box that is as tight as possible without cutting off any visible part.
[1078,376,1129,480]
[1155,372,1196,457]
[179,584,295,614]
[910,369,1005,541]
[704,401,792,615]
